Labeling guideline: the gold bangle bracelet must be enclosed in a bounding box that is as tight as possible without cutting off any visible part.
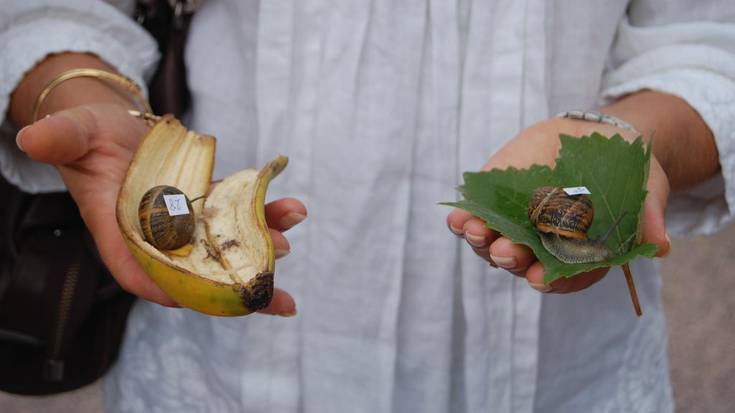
[32,68,153,122]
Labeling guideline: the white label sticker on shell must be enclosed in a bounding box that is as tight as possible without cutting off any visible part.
[563,186,591,196]
[163,194,190,216]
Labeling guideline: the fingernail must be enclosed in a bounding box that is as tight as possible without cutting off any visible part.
[448,223,464,236]
[529,282,553,293]
[15,125,30,152]
[275,249,290,258]
[490,255,516,269]
[278,308,298,317]
[280,212,306,229]
[465,232,487,248]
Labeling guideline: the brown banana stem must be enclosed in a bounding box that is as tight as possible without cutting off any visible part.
[622,263,642,317]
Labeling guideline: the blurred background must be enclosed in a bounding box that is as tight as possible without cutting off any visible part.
[1,223,734,412]
[662,222,735,413]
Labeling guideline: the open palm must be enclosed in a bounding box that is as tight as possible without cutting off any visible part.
[446,117,670,293]
[18,104,303,315]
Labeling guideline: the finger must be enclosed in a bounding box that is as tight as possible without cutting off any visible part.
[92,220,179,306]
[459,217,500,265]
[547,268,609,294]
[74,187,178,306]
[642,160,671,257]
[265,198,307,231]
[16,107,96,165]
[524,262,551,291]
[270,228,291,258]
[525,262,609,294]
[446,208,474,236]
[488,236,536,274]
[462,217,494,249]
[258,288,297,316]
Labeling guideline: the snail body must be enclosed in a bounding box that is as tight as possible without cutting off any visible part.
[138,185,196,251]
[528,186,614,264]
[535,231,611,264]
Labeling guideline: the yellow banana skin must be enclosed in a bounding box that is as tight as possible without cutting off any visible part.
[124,240,274,316]
[116,116,287,316]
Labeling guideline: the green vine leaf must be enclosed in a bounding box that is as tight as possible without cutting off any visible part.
[444,133,658,284]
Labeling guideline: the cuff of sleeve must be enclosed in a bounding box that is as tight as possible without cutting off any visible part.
[0,4,160,125]
[0,3,159,193]
[602,69,735,236]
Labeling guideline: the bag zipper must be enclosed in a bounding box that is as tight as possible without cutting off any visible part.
[43,258,80,382]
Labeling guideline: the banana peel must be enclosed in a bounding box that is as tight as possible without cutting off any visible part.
[116,115,287,316]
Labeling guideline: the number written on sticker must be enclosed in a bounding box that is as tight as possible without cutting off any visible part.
[163,194,190,216]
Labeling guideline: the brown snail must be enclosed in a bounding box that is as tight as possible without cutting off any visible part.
[138,185,200,251]
[528,186,625,264]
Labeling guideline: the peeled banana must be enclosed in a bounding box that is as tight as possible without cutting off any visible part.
[116,116,286,316]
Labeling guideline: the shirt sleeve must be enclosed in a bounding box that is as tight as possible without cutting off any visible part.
[0,0,159,193]
[601,1,735,236]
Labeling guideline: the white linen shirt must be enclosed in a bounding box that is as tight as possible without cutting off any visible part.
[2,1,735,412]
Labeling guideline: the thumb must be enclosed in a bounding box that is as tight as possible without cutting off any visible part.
[258,288,298,317]
[16,106,96,165]
[642,158,671,257]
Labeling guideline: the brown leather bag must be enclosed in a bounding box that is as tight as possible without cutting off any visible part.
[0,176,135,395]
[0,1,194,395]
[139,0,195,117]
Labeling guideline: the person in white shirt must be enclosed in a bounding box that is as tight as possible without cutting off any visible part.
[2,1,734,412]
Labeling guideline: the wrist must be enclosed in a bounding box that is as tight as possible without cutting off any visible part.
[556,110,638,136]
[9,53,139,127]
[602,90,719,190]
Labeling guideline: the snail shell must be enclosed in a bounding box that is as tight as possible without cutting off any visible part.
[528,186,611,264]
[138,185,195,251]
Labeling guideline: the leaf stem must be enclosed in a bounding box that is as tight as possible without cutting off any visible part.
[622,263,642,317]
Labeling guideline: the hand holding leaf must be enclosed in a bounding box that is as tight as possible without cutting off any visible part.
[446,118,672,315]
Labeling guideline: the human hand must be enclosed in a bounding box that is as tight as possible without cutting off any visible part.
[446,117,671,293]
[16,103,305,315]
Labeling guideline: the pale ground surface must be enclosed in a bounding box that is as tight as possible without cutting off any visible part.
[1,224,733,413]
[661,223,735,413]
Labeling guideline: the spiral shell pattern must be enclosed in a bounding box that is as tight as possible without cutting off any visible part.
[138,185,195,250]
[528,186,594,240]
